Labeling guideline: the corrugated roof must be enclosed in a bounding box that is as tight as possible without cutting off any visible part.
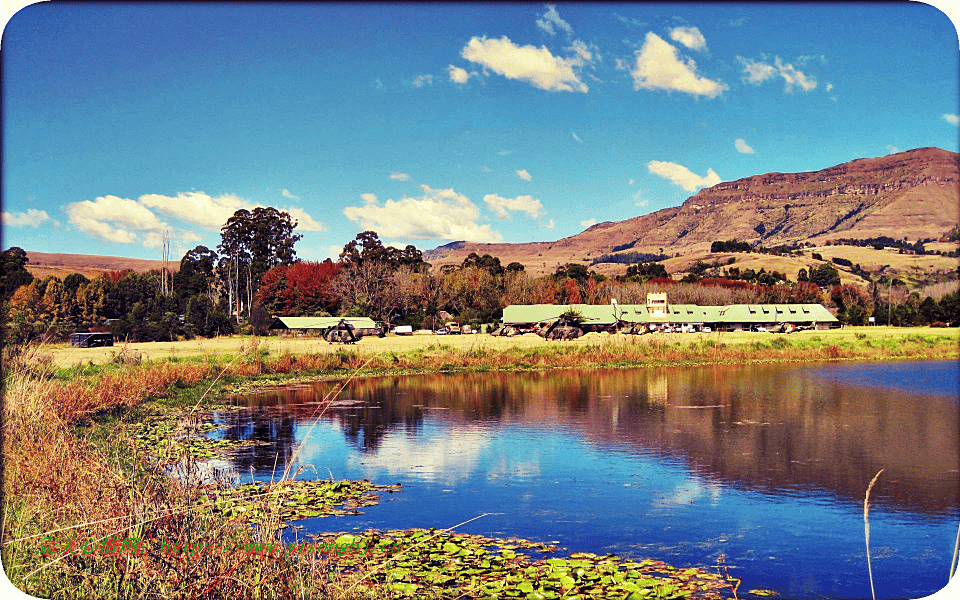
[503,303,837,325]
[269,316,378,330]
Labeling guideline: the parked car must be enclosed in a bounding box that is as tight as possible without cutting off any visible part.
[702,326,712,333]
[436,328,448,335]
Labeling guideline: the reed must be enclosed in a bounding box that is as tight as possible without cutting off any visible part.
[864,469,884,600]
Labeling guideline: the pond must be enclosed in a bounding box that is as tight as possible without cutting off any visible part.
[210,360,959,599]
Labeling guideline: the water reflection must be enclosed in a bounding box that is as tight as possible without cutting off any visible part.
[220,362,959,516]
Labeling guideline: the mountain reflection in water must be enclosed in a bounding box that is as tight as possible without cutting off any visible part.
[213,360,959,599]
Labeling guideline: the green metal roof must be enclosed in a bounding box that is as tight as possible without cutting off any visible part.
[503,303,837,325]
[269,316,378,330]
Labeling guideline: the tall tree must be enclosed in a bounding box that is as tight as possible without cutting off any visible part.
[218,208,302,319]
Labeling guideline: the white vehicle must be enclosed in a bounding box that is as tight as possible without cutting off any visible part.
[702,326,712,333]
[392,325,413,335]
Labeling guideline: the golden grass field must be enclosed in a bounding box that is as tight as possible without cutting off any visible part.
[42,326,959,368]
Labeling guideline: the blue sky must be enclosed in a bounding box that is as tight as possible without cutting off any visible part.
[2,2,958,263]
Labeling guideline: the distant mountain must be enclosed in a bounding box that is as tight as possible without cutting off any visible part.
[424,147,959,275]
[23,251,175,280]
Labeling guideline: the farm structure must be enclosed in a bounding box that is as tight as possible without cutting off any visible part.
[267,316,383,339]
[502,294,838,335]
[69,332,115,348]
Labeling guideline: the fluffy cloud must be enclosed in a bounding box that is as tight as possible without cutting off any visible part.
[536,4,573,36]
[281,188,300,201]
[483,194,543,219]
[738,56,817,92]
[448,64,471,84]
[461,36,591,93]
[66,191,324,248]
[669,26,707,51]
[540,218,555,230]
[944,113,959,126]
[735,138,755,154]
[627,32,725,98]
[390,172,411,182]
[647,160,721,192]
[65,195,169,246]
[516,169,532,181]
[2,208,51,228]
[139,192,249,229]
[344,185,502,242]
[580,218,597,228]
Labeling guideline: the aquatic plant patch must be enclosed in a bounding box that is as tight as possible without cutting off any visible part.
[302,528,739,599]
[198,479,403,525]
[129,412,262,462]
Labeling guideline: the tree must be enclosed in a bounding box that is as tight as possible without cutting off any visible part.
[174,245,218,299]
[0,247,33,303]
[255,260,341,316]
[808,263,841,289]
[218,208,302,319]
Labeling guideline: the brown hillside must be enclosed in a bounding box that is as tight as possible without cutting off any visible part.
[24,251,177,280]
[424,147,959,275]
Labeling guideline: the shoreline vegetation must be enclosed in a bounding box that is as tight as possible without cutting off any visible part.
[3,328,957,599]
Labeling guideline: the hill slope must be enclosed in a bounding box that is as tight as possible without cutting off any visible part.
[425,147,959,275]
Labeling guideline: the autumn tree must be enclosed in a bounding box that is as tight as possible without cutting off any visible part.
[255,260,341,316]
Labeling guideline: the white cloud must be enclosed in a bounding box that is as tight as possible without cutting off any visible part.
[636,199,649,207]
[516,169,532,181]
[390,172,411,182]
[738,56,816,92]
[735,138,755,154]
[344,184,502,242]
[66,191,325,248]
[581,218,597,228]
[483,194,543,219]
[412,74,433,88]
[647,160,721,192]
[737,56,776,84]
[2,208,51,228]
[139,191,249,229]
[65,195,169,246]
[448,64,471,84]
[461,36,591,93]
[886,145,900,154]
[825,83,834,92]
[669,26,707,52]
[775,57,816,92]
[943,113,959,126]
[281,188,300,201]
[537,4,573,36]
[572,131,583,143]
[284,207,325,232]
[540,218,555,230]
[498,149,514,156]
[628,32,725,98]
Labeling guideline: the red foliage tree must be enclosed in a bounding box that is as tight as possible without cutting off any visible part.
[255,260,340,315]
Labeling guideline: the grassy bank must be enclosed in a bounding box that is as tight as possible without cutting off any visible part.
[3,330,956,598]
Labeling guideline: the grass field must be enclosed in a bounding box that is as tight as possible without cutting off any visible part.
[41,326,959,368]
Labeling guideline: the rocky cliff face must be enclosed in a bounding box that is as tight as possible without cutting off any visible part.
[425,147,959,273]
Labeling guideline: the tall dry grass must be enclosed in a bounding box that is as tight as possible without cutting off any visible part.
[0,348,395,599]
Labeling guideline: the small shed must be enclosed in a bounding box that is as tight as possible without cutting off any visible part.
[70,332,114,348]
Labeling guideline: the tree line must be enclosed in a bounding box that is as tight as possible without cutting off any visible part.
[3,210,958,350]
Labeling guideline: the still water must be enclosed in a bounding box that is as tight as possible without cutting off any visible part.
[211,360,959,599]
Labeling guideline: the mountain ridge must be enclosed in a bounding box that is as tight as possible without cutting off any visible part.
[424,147,959,274]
